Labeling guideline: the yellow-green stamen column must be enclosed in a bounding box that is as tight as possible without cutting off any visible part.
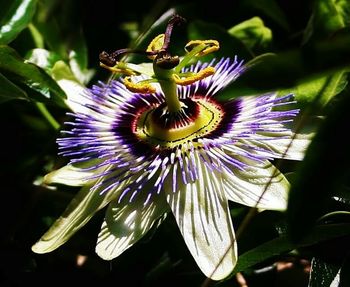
[153,63,182,113]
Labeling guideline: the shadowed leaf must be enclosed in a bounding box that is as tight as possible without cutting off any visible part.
[188,20,253,61]
[0,45,66,106]
[0,72,28,102]
[303,0,350,43]
[287,86,350,242]
[233,223,350,275]
[228,17,272,54]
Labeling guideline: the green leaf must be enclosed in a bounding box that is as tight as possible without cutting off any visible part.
[233,223,350,275]
[32,0,70,59]
[26,48,94,87]
[304,0,350,43]
[279,70,348,107]
[0,45,66,106]
[33,21,66,59]
[0,72,28,102]
[69,29,88,71]
[0,0,37,44]
[308,257,341,287]
[217,34,350,99]
[187,20,253,61]
[30,2,93,85]
[287,86,350,242]
[51,60,82,83]
[228,17,272,53]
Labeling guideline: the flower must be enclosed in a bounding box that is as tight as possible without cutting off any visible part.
[32,15,310,280]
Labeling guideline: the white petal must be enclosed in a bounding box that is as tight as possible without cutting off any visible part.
[246,133,312,161]
[60,79,90,114]
[32,165,128,254]
[96,155,172,260]
[164,151,237,280]
[95,194,168,260]
[223,160,290,210]
[44,162,100,186]
[31,184,105,253]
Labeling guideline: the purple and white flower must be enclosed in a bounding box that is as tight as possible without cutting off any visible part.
[32,15,310,280]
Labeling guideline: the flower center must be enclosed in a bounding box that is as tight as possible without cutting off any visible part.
[134,97,224,149]
[100,15,224,149]
[99,14,219,114]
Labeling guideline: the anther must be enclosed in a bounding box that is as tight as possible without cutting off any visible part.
[185,40,220,57]
[173,67,216,85]
[99,51,117,67]
[124,77,156,94]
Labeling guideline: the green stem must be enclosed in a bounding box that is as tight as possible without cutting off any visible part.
[36,102,60,130]
[159,79,181,112]
[154,64,181,113]
[28,23,44,49]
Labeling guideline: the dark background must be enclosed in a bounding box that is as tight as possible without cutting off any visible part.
[1,0,347,286]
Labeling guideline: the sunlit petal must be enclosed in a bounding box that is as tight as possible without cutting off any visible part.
[44,160,105,186]
[165,150,237,280]
[245,133,312,161]
[223,160,289,210]
[32,164,132,253]
[96,194,168,260]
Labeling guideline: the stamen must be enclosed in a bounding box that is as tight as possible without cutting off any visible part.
[175,40,220,72]
[124,77,156,94]
[99,48,157,73]
[173,67,216,86]
[99,63,137,76]
[98,14,219,111]
[185,40,220,57]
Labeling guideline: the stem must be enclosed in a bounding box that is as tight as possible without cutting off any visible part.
[36,102,60,130]
[28,23,44,49]
[29,24,60,131]
[159,79,181,112]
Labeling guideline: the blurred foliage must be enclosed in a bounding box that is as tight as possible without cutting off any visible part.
[1,0,350,286]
